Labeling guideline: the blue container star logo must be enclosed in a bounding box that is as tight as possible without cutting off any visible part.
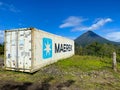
[43,38,52,59]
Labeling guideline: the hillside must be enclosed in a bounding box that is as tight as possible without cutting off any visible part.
[75,31,119,46]
[0,55,120,90]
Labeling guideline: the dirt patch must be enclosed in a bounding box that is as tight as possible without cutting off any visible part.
[0,77,54,90]
[40,65,63,76]
[0,78,75,90]
[57,80,75,90]
[1,81,32,90]
[0,80,50,90]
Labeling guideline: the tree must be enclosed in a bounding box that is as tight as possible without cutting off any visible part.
[85,42,102,56]
[0,43,4,55]
[75,41,120,60]
[99,43,115,58]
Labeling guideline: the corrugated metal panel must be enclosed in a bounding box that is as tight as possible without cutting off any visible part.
[5,31,17,69]
[17,30,31,70]
[32,29,74,72]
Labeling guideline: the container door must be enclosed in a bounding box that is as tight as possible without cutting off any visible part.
[18,30,31,70]
[5,31,18,68]
[5,30,31,70]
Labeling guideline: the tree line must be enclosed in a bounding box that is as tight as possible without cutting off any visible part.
[0,43,4,55]
[75,42,120,62]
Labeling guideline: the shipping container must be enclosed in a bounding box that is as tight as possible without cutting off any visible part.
[4,28,74,73]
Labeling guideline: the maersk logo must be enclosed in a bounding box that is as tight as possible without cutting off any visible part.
[43,38,52,59]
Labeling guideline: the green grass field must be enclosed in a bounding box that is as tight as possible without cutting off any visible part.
[0,55,4,58]
[0,55,120,90]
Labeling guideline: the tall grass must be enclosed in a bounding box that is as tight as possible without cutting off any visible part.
[56,55,112,71]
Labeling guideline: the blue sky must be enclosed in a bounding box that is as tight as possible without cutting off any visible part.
[0,0,120,43]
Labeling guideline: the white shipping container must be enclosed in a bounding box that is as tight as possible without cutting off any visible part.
[4,28,74,73]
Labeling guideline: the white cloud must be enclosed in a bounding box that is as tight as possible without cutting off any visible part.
[72,18,112,31]
[0,1,20,13]
[0,30,4,43]
[59,16,85,28]
[88,18,112,30]
[59,16,112,32]
[105,32,120,42]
